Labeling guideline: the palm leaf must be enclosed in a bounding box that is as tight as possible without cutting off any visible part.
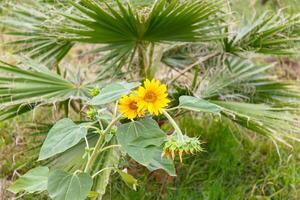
[53,0,224,67]
[0,1,73,67]
[223,12,300,54]
[61,0,223,43]
[212,100,300,146]
[0,104,36,121]
[0,61,90,119]
[196,56,300,104]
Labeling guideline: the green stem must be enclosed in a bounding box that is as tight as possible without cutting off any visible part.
[92,167,115,179]
[84,137,91,161]
[84,114,122,173]
[99,145,121,153]
[162,109,184,141]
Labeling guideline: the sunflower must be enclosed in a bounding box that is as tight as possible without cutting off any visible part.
[135,79,170,115]
[119,94,144,120]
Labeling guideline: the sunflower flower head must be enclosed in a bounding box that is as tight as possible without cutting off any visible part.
[162,134,203,163]
[119,94,145,120]
[135,79,170,115]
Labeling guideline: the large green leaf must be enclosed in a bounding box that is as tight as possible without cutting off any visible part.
[89,82,140,105]
[8,166,49,194]
[116,118,176,176]
[178,95,221,113]
[39,118,88,160]
[47,170,92,200]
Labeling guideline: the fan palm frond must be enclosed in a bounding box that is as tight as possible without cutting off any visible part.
[212,100,300,146]
[196,56,300,104]
[61,0,223,43]
[223,12,300,55]
[53,0,224,67]
[0,61,90,119]
[0,104,36,121]
[0,1,73,67]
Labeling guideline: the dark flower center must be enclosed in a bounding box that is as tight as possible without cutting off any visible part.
[144,92,156,102]
[129,101,138,110]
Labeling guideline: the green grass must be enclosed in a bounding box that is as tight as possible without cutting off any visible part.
[0,113,49,199]
[105,115,300,200]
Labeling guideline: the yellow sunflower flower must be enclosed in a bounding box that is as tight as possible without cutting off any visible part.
[119,94,145,120]
[135,79,170,115]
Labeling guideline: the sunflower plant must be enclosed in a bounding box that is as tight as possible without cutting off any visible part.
[1,0,300,200]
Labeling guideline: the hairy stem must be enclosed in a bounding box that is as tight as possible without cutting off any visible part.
[162,109,184,141]
[92,167,115,178]
[84,114,122,173]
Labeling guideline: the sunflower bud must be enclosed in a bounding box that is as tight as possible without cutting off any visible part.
[90,87,100,97]
[162,134,202,163]
[86,107,97,120]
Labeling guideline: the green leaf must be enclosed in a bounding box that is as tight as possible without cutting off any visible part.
[89,82,140,105]
[117,169,138,191]
[116,118,176,176]
[47,170,92,200]
[38,118,88,160]
[8,166,49,194]
[178,96,221,113]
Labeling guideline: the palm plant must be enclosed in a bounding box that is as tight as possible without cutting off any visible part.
[1,0,300,199]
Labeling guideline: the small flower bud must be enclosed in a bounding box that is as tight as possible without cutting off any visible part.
[86,107,97,120]
[90,87,100,97]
